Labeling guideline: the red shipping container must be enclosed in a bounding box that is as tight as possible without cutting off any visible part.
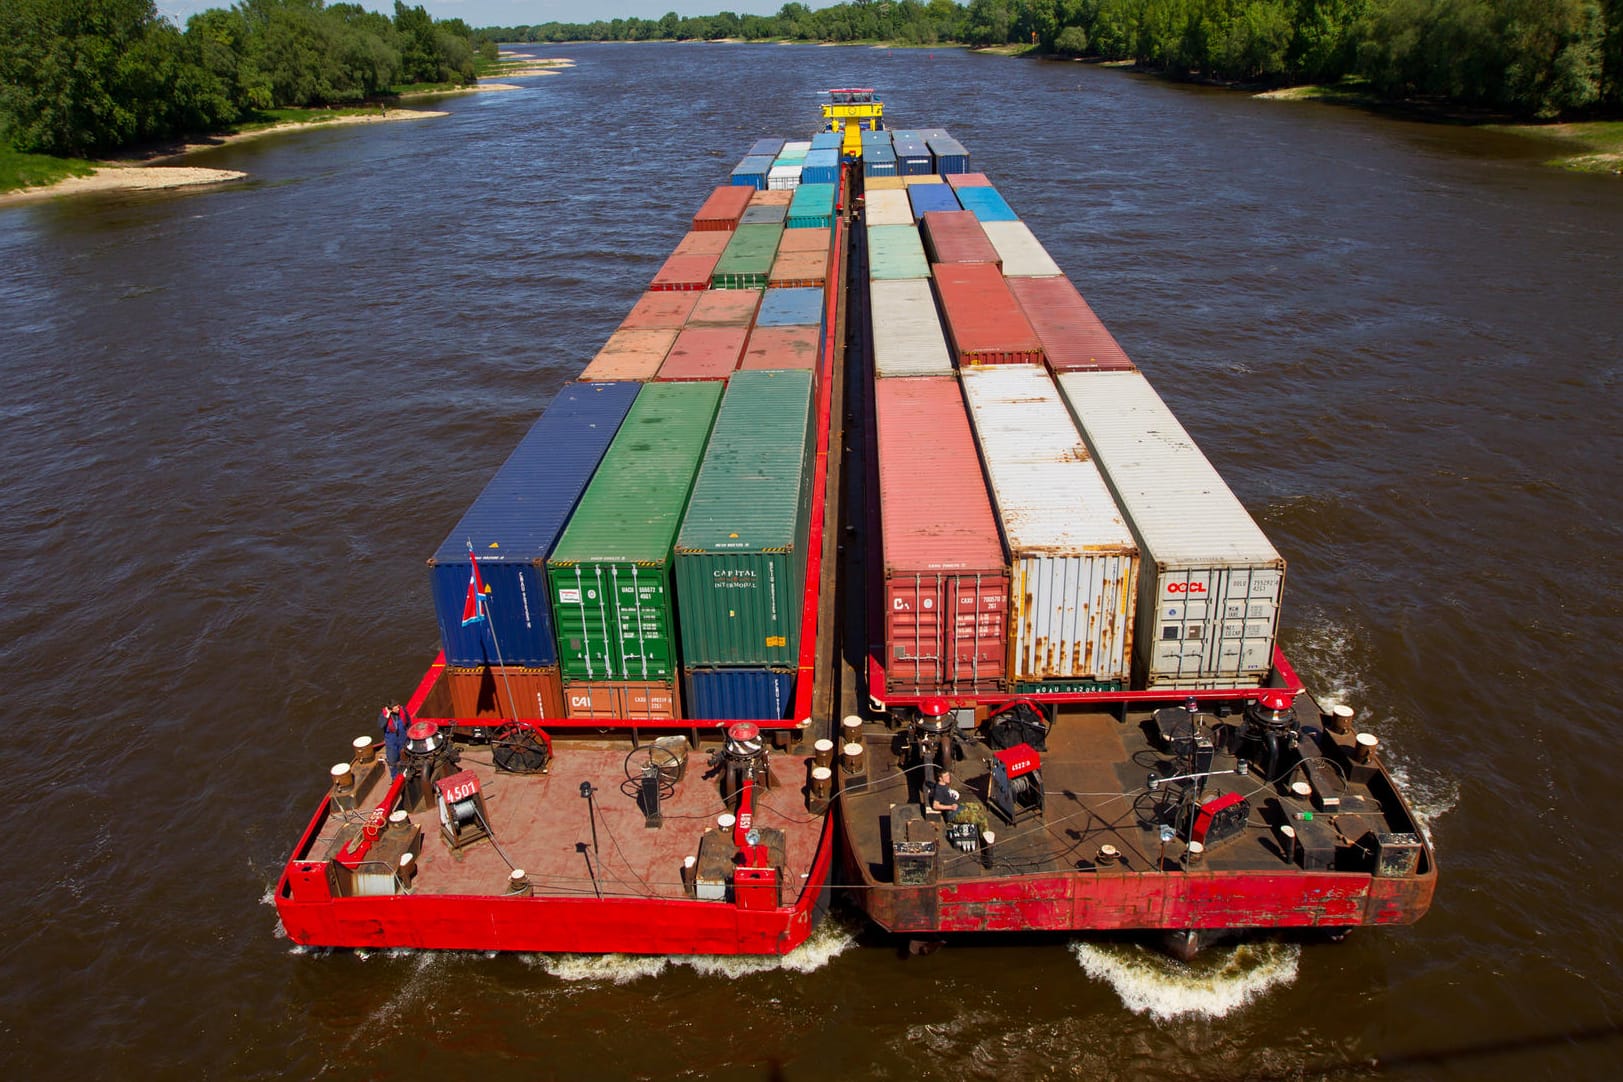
[620,290,700,332]
[420,665,566,721]
[651,251,719,292]
[687,288,763,328]
[945,172,992,190]
[564,681,681,721]
[875,377,1009,695]
[931,263,1045,366]
[739,326,819,370]
[693,185,754,231]
[1007,276,1137,373]
[675,231,732,257]
[767,248,829,289]
[658,325,749,381]
[920,210,1001,267]
[581,328,678,381]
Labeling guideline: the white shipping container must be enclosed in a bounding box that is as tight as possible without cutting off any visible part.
[865,189,915,227]
[781,140,812,156]
[871,279,954,378]
[981,221,1062,277]
[960,365,1139,683]
[767,165,802,191]
[1056,370,1285,688]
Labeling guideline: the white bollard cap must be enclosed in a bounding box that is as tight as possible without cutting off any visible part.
[330,762,352,780]
[717,813,737,830]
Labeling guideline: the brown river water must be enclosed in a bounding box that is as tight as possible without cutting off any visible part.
[1,42,1618,1081]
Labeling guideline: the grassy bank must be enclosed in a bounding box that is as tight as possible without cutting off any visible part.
[0,147,96,194]
[1487,120,1623,174]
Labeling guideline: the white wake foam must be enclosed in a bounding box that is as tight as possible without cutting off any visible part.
[1070,940,1300,1021]
[526,916,855,984]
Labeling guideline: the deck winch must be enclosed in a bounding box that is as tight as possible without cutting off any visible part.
[712,722,771,809]
[907,697,959,785]
[1234,690,1301,784]
[989,743,1044,825]
[435,769,491,850]
[402,720,461,812]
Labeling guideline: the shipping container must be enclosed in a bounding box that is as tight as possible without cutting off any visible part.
[685,668,794,721]
[959,365,1139,684]
[739,325,820,370]
[658,325,749,382]
[908,184,961,221]
[713,223,783,289]
[920,210,1000,266]
[676,369,817,667]
[1006,276,1136,373]
[891,133,933,175]
[869,279,953,378]
[875,377,1009,694]
[651,231,728,291]
[547,382,722,682]
[675,231,733,256]
[777,227,830,254]
[903,175,948,187]
[779,140,812,161]
[619,290,700,332]
[731,154,774,189]
[786,183,836,229]
[748,137,785,158]
[865,189,913,228]
[953,186,1019,223]
[563,680,681,721]
[430,382,639,667]
[767,247,829,289]
[800,148,840,186]
[420,665,566,721]
[1056,370,1284,688]
[867,224,930,281]
[862,146,898,177]
[686,289,762,328]
[809,132,842,152]
[926,135,970,174]
[692,185,754,231]
[757,287,825,328]
[751,189,794,208]
[945,172,992,190]
[860,129,892,149]
[767,165,802,191]
[580,327,679,381]
[864,175,906,191]
[981,220,1064,277]
[741,203,788,226]
[931,263,1045,366]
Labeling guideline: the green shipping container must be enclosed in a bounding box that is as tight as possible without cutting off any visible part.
[675,369,818,668]
[548,382,722,682]
[786,183,836,229]
[867,224,930,280]
[713,223,783,289]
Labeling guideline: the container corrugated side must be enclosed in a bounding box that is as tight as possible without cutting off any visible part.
[430,383,639,667]
[740,326,819,370]
[547,382,722,682]
[876,377,1009,694]
[1007,276,1136,373]
[686,289,762,328]
[657,325,749,382]
[954,186,1019,223]
[786,182,836,229]
[867,224,930,281]
[908,184,961,221]
[767,165,802,191]
[619,290,700,332]
[891,134,933,175]
[862,146,898,177]
[563,680,681,721]
[800,149,839,186]
[580,328,679,381]
[420,665,565,720]
[713,223,783,289]
[865,189,914,227]
[931,263,1045,366]
[926,135,970,174]
[870,278,953,378]
[675,369,817,667]
[920,210,1001,266]
[960,365,1139,684]
[1057,371,1284,687]
[684,668,794,721]
[757,287,824,328]
[693,185,754,231]
[982,220,1063,277]
[730,154,774,189]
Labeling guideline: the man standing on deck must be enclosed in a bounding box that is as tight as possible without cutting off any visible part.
[379,701,411,778]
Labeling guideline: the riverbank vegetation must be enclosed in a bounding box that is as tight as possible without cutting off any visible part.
[486,0,1623,120]
[0,0,493,166]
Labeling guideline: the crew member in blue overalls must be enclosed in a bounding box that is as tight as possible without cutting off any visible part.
[379,701,411,778]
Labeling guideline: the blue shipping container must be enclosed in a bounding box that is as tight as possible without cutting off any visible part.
[908,183,961,221]
[891,135,933,176]
[863,146,898,177]
[954,186,1019,222]
[860,130,893,149]
[430,382,639,667]
[749,137,785,158]
[685,668,795,721]
[926,136,970,175]
[731,154,775,189]
[800,148,839,186]
[756,288,825,328]
[810,132,842,151]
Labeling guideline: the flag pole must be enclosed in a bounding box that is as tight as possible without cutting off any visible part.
[468,541,525,724]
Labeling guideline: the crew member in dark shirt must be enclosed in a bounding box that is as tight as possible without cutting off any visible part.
[930,770,961,820]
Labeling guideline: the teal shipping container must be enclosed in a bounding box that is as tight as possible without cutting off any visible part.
[786,183,836,229]
[675,369,817,668]
[547,382,723,682]
[867,224,930,280]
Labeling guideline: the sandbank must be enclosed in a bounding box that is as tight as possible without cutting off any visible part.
[0,165,246,206]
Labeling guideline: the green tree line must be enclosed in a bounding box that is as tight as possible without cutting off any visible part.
[0,0,491,157]
[488,0,1622,117]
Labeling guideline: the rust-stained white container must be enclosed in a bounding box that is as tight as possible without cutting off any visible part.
[980,220,1063,277]
[1056,370,1285,688]
[959,365,1139,684]
[871,279,954,378]
[865,189,915,227]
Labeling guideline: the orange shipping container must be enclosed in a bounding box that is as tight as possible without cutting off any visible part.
[564,681,682,721]
[750,189,794,208]
[687,289,763,328]
[777,227,831,254]
[420,665,566,720]
[692,185,754,231]
[767,248,829,289]
[581,328,677,381]
[620,290,700,332]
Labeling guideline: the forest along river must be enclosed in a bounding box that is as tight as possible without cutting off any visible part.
[1,41,1618,1080]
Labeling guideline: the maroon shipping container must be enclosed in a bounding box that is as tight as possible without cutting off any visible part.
[739,325,820,370]
[620,290,701,332]
[420,666,566,721]
[920,210,1001,267]
[693,185,755,231]
[875,377,1009,695]
[564,680,681,721]
[658,325,749,381]
[945,172,992,190]
[1007,276,1137,373]
[931,263,1045,366]
[687,289,763,328]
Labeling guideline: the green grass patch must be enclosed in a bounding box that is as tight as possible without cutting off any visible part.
[229,106,389,133]
[1254,76,1381,106]
[0,146,96,194]
[1483,119,1623,174]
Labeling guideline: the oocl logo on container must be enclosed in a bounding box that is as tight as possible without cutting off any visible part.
[1166,582,1207,595]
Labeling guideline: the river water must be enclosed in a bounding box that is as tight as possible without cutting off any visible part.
[2,42,1619,1080]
